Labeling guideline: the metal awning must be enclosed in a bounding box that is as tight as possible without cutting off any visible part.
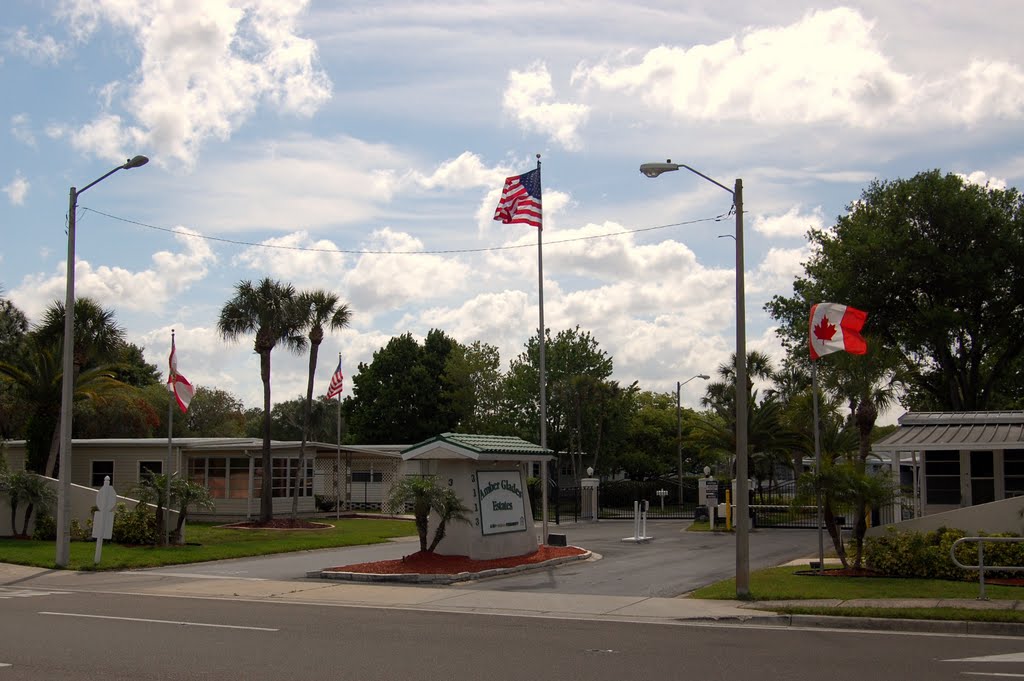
[873,411,1024,452]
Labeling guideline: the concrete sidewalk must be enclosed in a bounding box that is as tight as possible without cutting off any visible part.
[2,561,1023,636]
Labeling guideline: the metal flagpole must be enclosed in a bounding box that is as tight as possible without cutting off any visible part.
[165,330,175,546]
[812,359,824,574]
[335,353,342,521]
[536,154,549,546]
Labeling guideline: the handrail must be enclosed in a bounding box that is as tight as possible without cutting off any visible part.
[949,536,1024,600]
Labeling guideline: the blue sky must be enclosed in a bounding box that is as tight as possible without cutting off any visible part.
[2,1,1023,423]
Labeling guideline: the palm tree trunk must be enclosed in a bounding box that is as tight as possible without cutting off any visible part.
[260,350,274,523]
[44,426,60,478]
[292,341,320,517]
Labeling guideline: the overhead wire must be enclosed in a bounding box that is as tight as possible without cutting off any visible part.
[79,206,734,256]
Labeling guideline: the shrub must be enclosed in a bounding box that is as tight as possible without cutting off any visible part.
[865,526,1024,581]
[32,512,55,540]
[111,503,157,545]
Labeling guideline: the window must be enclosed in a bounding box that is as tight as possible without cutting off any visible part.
[139,460,163,482]
[1005,450,1024,497]
[352,471,383,483]
[229,458,250,499]
[91,460,114,487]
[924,451,960,505]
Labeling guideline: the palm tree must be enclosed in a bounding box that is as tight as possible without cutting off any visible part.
[0,341,120,475]
[292,290,351,516]
[33,298,125,476]
[217,279,307,523]
[386,476,469,553]
[819,336,905,568]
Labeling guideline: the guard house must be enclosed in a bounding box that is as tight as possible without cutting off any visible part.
[872,411,1024,520]
[402,433,554,560]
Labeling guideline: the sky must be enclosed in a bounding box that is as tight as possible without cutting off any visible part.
[2,1,1023,425]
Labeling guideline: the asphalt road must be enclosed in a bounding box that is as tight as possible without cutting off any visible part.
[1,588,1021,681]
[140,520,822,597]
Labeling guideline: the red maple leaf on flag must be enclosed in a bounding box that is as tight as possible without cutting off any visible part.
[814,316,837,341]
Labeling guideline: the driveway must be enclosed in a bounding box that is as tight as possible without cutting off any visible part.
[137,520,820,598]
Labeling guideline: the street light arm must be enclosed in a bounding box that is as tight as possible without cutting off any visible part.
[76,156,149,196]
[639,159,733,195]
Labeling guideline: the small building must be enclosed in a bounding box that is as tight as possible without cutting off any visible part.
[1,438,415,523]
[402,433,554,560]
[871,411,1024,530]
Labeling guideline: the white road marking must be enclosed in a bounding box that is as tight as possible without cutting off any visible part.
[0,588,70,599]
[39,612,278,631]
[0,663,10,667]
[948,653,1024,663]
[962,673,1024,678]
[119,571,266,581]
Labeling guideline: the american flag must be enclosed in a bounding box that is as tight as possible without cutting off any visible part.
[167,337,194,413]
[493,168,542,230]
[326,357,344,398]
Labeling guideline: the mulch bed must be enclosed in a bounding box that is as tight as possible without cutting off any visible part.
[221,519,332,530]
[326,545,587,575]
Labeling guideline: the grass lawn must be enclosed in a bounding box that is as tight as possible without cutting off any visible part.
[690,565,1024,623]
[0,518,416,571]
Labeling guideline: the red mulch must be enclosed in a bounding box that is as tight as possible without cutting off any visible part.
[222,519,331,530]
[327,545,587,575]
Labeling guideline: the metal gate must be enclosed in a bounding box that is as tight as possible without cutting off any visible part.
[312,455,401,514]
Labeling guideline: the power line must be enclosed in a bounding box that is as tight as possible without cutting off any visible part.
[80,207,732,256]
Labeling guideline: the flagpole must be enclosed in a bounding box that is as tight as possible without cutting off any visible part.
[535,154,550,546]
[335,352,342,521]
[165,330,175,546]
[812,359,824,574]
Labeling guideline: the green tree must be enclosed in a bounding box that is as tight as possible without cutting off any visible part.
[767,170,1024,411]
[217,278,307,523]
[113,341,161,388]
[504,326,614,464]
[386,475,469,553]
[293,290,351,516]
[177,386,248,437]
[345,330,465,444]
[442,340,507,434]
[6,470,56,537]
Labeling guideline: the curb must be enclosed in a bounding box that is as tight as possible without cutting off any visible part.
[784,614,1024,636]
[308,550,592,585]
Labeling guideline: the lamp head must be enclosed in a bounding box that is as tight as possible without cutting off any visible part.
[123,155,149,169]
[698,374,710,380]
[587,466,594,477]
[703,466,712,477]
[640,160,680,178]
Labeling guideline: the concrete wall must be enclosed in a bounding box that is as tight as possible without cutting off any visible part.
[0,474,178,537]
[867,495,1024,537]
[429,459,538,560]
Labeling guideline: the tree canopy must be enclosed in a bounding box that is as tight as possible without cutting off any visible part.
[767,170,1024,411]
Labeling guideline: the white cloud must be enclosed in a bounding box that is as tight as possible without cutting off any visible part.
[234,231,350,287]
[503,62,590,150]
[753,205,824,238]
[6,27,66,64]
[58,0,332,167]
[957,170,1008,190]
[412,152,508,191]
[10,114,35,146]
[342,228,473,318]
[10,227,215,319]
[3,174,29,205]
[574,7,1024,130]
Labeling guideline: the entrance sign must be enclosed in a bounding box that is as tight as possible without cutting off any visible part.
[92,476,117,564]
[476,470,527,536]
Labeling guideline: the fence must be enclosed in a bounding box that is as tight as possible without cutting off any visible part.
[311,455,401,514]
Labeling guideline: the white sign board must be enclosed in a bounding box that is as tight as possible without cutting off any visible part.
[705,479,719,500]
[476,470,528,536]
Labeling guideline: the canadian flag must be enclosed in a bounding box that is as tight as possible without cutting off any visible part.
[809,303,868,360]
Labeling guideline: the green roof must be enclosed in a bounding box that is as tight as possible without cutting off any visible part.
[402,432,552,456]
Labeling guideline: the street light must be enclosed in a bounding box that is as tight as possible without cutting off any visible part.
[56,155,149,567]
[641,159,749,597]
[676,373,710,508]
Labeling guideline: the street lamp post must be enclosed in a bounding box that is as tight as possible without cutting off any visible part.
[676,373,710,508]
[56,155,149,567]
[641,160,749,597]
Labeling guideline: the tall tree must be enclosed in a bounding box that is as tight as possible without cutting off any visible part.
[504,326,614,457]
[292,290,351,515]
[442,340,507,434]
[217,278,307,523]
[345,330,466,444]
[767,169,1024,411]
